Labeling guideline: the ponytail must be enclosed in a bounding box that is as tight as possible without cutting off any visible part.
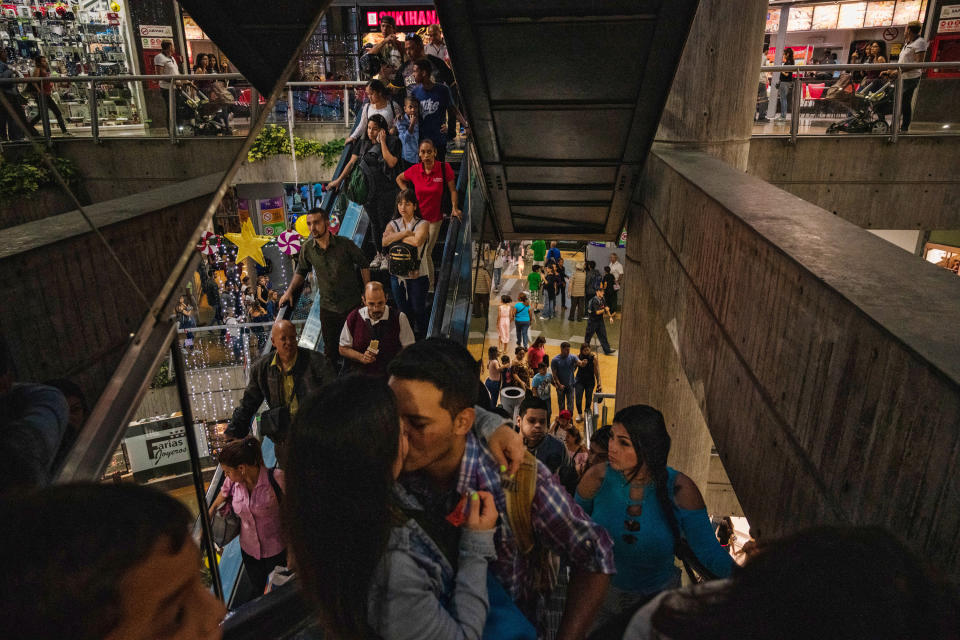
[218,435,263,468]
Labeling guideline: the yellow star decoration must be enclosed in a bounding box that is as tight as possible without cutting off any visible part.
[224,219,272,266]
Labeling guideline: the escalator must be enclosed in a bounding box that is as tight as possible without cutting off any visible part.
[184,129,487,617]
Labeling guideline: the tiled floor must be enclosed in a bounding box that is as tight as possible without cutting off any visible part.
[473,251,621,419]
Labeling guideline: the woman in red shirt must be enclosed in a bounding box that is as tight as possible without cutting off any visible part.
[527,335,547,370]
[396,138,461,291]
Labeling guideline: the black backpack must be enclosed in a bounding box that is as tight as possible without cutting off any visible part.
[387,219,424,276]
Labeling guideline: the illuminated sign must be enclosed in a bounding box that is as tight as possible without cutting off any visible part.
[364,8,438,28]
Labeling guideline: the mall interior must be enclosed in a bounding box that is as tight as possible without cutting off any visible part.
[1,0,959,638]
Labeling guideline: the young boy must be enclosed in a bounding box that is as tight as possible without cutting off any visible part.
[531,360,555,422]
[527,264,543,312]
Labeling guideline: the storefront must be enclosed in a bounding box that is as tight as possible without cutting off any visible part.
[178,11,235,72]
[359,5,438,47]
[765,1,932,65]
[923,231,960,274]
[0,0,143,129]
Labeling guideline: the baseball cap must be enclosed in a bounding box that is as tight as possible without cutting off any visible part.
[559,410,573,420]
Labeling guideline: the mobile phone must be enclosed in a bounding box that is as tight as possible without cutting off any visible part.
[368,339,380,354]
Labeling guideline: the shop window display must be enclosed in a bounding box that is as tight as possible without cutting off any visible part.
[0,0,142,131]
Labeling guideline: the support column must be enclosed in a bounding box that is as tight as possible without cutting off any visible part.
[617,0,767,508]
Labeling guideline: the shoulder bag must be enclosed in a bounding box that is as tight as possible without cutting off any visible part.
[211,485,241,548]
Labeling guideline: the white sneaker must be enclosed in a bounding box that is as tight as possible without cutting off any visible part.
[370,253,384,269]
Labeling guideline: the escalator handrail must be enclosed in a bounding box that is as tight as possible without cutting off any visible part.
[427,146,473,338]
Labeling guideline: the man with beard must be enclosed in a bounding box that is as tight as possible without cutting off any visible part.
[340,281,415,376]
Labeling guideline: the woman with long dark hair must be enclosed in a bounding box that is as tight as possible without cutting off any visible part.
[575,405,733,629]
[207,436,285,595]
[284,376,505,640]
[396,138,461,291]
[776,48,795,121]
[329,113,401,268]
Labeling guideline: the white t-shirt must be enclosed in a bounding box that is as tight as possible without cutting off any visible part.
[494,251,507,269]
[425,42,449,63]
[339,305,415,348]
[350,101,400,141]
[899,36,928,79]
[153,52,179,89]
[609,260,624,282]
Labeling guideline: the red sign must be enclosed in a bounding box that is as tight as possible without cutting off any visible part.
[364,8,438,28]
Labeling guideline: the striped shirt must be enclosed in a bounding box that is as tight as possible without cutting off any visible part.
[402,414,615,608]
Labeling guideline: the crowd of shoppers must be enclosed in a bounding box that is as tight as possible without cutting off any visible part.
[4,333,960,640]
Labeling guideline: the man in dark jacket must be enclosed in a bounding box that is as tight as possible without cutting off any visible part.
[225,320,335,443]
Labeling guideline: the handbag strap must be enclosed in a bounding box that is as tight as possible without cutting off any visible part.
[267,467,283,505]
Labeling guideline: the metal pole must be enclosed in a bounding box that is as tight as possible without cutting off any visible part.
[88,82,99,144]
[344,84,350,128]
[891,71,903,143]
[601,402,608,429]
[168,81,177,143]
[790,76,801,143]
[250,87,259,124]
[170,338,224,602]
[38,89,51,145]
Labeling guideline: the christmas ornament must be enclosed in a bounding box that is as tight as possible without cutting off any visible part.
[294,214,310,238]
[224,219,271,266]
[277,230,301,256]
[196,230,219,255]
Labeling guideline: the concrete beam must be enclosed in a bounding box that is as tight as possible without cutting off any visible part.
[748,136,960,229]
[619,146,960,578]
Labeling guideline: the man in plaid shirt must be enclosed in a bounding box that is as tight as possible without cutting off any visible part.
[389,339,615,639]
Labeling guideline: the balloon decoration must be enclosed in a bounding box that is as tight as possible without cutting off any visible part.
[278,230,301,256]
[294,214,310,239]
[196,230,219,255]
[110,1,122,12]
[224,219,272,266]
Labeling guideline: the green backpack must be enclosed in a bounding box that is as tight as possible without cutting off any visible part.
[345,164,369,205]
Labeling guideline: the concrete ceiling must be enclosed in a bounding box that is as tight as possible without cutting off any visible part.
[436,0,700,240]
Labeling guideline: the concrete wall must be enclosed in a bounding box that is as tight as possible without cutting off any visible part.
[619,146,960,578]
[1,138,243,213]
[748,137,960,230]
[0,176,220,413]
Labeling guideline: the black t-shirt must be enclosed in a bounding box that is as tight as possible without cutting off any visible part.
[545,273,559,299]
[602,273,616,292]
[586,295,606,320]
[575,354,595,384]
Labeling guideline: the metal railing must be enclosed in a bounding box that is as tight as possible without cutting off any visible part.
[757,62,960,143]
[0,74,365,144]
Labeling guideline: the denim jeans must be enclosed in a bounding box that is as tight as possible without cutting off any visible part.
[778,80,793,118]
[543,296,556,319]
[515,321,530,348]
[493,267,502,289]
[557,384,574,412]
[391,274,429,339]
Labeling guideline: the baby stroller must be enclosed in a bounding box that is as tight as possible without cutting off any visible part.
[178,86,229,136]
[826,79,894,135]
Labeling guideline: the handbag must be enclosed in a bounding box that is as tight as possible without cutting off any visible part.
[211,495,241,548]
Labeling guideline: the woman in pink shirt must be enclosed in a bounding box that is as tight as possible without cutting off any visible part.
[208,436,285,594]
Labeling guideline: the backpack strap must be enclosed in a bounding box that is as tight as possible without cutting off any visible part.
[504,450,539,554]
[267,467,283,505]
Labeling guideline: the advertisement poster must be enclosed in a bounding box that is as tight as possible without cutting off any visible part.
[788,6,813,31]
[838,2,868,29]
[125,423,209,473]
[864,1,896,27]
[259,198,287,237]
[765,7,781,33]
[893,0,923,24]
[812,4,840,30]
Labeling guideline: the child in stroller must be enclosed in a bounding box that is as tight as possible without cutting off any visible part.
[826,75,894,134]
[177,85,230,136]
